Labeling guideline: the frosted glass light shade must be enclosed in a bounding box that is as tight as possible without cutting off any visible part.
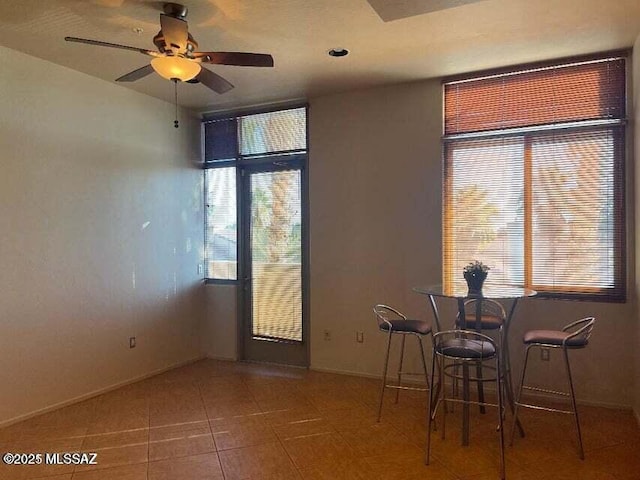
[151,56,201,81]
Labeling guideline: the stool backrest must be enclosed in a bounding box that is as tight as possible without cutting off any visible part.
[562,317,595,347]
[373,304,406,330]
[458,298,506,327]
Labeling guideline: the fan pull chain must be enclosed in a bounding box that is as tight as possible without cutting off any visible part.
[173,79,179,128]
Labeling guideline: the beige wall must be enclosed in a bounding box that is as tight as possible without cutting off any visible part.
[308,81,443,374]
[202,285,238,360]
[307,80,636,408]
[0,46,204,425]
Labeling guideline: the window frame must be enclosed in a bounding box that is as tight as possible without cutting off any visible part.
[202,104,309,284]
[442,52,628,302]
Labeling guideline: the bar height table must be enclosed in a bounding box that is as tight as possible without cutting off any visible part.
[413,283,537,446]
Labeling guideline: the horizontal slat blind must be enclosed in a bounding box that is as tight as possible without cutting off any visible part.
[204,167,237,280]
[444,137,525,292]
[443,55,626,301]
[204,118,237,162]
[240,107,307,155]
[530,127,624,298]
[445,58,625,135]
[250,170,302,341]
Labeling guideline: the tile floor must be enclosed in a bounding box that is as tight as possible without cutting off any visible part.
[0,359,638,479]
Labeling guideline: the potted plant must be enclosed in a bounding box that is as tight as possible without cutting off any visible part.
[463,260,490,294]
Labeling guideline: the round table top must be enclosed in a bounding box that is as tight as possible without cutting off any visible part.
[413,283,537,299]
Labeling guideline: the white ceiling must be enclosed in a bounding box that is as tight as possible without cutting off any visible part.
[1,0,639,114]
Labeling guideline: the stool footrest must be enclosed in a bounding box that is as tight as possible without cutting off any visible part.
[444,397,500,409]
[397,370,430,377]
[523,385,570,397]
[446,373,498,383]
[514,402,574,415]
[443,364,498,383]
[384,384,428,392]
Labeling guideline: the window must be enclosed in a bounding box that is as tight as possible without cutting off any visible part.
[203,107,307,281]
[204,167,237,280]
[443,54,626,301]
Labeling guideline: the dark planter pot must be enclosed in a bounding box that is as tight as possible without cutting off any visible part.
[464,270,487,295]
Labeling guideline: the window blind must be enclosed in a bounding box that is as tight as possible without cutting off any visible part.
[445,58,625,135]
[204,118,237,162]
[249,170,302,341]
[240,107,307,156]
[204,167,237,280]
[443,55,626,301]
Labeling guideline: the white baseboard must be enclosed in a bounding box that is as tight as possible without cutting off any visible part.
[0,355,205,429]
[206,354,238,362]
[515,390,630,411]
[310,365,381,380]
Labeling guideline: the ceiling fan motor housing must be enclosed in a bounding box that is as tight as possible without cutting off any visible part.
[163,3,188,19]
[153,30,198,55]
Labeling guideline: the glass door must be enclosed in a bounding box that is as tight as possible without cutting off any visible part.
[241,160,307,366]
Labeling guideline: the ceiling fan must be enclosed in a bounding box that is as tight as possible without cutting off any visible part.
[64,2,274,95]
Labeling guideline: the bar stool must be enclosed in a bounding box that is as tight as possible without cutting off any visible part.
[456,298,506,338]
[455,299,506,410]
[509,317,595,459]
[373,304,432,422]
[426,329,505,480]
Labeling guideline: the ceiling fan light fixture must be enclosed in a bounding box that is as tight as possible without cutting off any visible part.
[151,56,201,81]
[64,2,272,95]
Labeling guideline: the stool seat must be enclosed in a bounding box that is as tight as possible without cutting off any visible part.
[455,314,503,330]
[523,329,589,347]
[380,319,432,335]
[437,337,496,359]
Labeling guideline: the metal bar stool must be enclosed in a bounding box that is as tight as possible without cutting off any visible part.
[373,304,432,422]
[509,317,595,459]
[426,329,505,480]
[455,299,506,413]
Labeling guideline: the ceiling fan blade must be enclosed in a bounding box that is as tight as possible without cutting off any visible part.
[194,52,274,67]
[196,67,234,94]
[65,37,156,56]
[160,14,188,52]
[116,64,155,82]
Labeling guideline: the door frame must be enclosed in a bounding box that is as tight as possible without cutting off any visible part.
[237,153,309,366]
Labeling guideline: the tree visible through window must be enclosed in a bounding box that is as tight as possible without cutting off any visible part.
[443,54,626,301]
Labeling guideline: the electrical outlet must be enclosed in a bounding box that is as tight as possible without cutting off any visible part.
[356,331,364,343]
[197,263,203,276]
[323,330,331,341]
[541,348,550,361]
[129,337,136,349]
